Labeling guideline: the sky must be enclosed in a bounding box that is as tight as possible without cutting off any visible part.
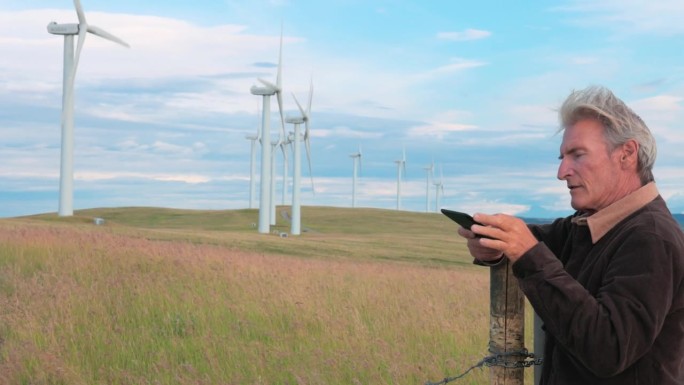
[1,0,683,219]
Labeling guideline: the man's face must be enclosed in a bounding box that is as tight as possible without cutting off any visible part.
[557,119,625,213]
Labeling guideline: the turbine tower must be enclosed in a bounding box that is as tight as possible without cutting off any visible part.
[350,146,362,208]
[47,0,129,217]
[286,81,314,236]
[245,101,261,209]
[433,164,444,212]
[280,136,292,206]
[250,30,286,234]
[394,148,406,210]
[423,160,434,213]
[270,139,278,226]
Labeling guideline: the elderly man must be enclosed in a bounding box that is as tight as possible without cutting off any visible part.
[458,86,684,384]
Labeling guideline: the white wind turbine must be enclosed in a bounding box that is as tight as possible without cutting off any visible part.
[250,30,286,234]
[350,146,362,208]
[47,0,129,217]
[423,160,434,213]
[245,101,261,209]
[394,148,406,210]
[286,81,314,236]
[433,164,445,212]
[280,136,292,206]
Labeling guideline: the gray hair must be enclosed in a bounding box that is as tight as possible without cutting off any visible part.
[558,85,657,184]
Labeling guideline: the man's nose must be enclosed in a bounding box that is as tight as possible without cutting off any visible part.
[557,158,571,180]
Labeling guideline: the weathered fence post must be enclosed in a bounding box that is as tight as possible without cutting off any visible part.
[490,259,525,385]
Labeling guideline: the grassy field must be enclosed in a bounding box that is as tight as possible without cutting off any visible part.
[0,206,535,384]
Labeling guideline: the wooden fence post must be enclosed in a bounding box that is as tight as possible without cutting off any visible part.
[490,259,525,385]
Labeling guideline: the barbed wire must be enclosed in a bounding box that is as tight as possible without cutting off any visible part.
[425,348,543,385]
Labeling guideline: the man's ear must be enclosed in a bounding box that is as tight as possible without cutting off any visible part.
[620,139,639,169]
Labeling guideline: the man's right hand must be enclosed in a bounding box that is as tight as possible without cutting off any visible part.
[457,226,504,263]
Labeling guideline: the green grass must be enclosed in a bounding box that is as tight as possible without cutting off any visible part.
[24,206,476,268]
[0,207,536,384]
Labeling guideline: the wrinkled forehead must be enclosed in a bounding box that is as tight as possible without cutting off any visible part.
[559,119,609,153]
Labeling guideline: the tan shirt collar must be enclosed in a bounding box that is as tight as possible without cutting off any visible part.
[570,182,659,244]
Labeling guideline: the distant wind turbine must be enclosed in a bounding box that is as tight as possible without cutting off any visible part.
[394,148,406,210]
[433,164,445,212]
[286,81,314,236]
[245,101,261,209]
[350,146,362,208]
[47,0,129,217]
[423,160,434,213]
[280,135,292,206]
[250,29,286,234]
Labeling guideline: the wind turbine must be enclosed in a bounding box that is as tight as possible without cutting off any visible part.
[250,29,286,234]
[350,146,362,208]
[245,101,261,209]
[433,164,445,212]
[280,136,292,206]
[286,81,314,236]
[394,148,406,210]
[423,160,434,213]
[47,0,129,217]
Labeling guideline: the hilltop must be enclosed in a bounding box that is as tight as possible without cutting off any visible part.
[15,206,478,268]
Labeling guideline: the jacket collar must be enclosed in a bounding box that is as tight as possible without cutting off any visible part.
[570,182,659,244]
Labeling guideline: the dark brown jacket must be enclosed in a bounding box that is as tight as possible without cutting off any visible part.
[514,196,684,384]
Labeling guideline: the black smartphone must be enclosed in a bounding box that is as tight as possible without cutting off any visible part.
[440,209,481,230]
[440,208,493,239]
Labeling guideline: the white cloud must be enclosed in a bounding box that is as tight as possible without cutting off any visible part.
[437,29,492,42]
[557,0,684,36]
[407,122,476,139]
[76,171,211,184]
[632,94,683,113]
[314,126,383,139]
[416,58,488,82]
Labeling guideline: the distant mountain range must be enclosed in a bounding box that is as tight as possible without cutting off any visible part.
[524,214,684,229]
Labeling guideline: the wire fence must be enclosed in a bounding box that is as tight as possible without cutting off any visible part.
[425,348,543,385]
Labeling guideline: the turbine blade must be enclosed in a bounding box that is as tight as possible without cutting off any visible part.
[280,141,289,170]
[257,78,277,90]
[307,78,313,116]
[292,93,305,117]
[87,25,130,48]
[277,90,286,141]
[71,28,87,82]
[276,24,283,91]
[255,99,261,141]
[304,120,311,142]
[305,137,315,194]
[74,0,86,25]
[358,148,363,174]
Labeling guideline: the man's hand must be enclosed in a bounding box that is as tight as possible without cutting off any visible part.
[467,213,539,263]
[455,213,539,264]
[457,226,504,263]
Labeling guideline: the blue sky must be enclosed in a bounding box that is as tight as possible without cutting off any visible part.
[1,0,683,219]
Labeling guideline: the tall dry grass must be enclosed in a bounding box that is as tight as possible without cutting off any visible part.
[0,220,531,384]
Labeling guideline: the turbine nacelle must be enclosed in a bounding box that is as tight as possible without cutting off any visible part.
[285,116,305,125]
[250,85,277,96]
[47,22,79,35]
